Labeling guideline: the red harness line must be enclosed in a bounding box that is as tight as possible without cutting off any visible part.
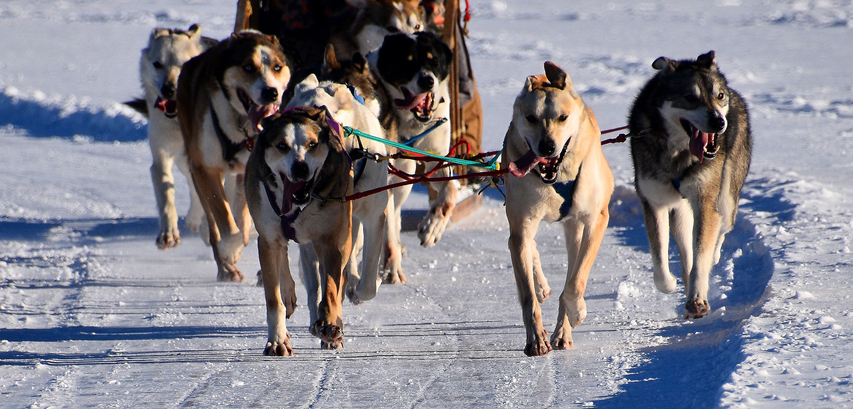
[340,125,632,202]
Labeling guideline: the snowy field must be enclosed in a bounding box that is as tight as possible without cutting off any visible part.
[1,0,853,407]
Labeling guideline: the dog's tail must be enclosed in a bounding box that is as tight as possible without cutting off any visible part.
[123,98,148,117]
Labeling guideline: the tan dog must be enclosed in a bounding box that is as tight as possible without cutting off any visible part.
[503,62,613,356]
[177,30,290,281]
[245,107,353,355]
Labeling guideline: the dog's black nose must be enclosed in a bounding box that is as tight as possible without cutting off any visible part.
[709,112,726,133]
[291,161,310,181]
[538,138,556,157]
[261,87,279,104]
[418,74,435,91]
[160,83,176,99]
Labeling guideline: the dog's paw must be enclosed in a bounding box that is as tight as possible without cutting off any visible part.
[684,297,710,319]
[417,210,451,248]
[156,229,180,250]
[382,268,407,284]
[217,263,244,282]
[567,298,587,328]
[550,328,573,350]
[524,330,552,357]
[263,332,293,356]
[311,321,344,349]
[321,339,344,350]
[654,271,678,294]
[346,285,363,305]
[217,233,244,265]
[536,282,552,304]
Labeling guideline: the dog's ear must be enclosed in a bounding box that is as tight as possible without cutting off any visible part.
[334,86,354,111]
[696,50,718,71]
[258,112,282,143]
[652,56,679,72]
[525,75,546,92]
[352,52,368,74]
[150,28,170,40]
[186,24,201,40]
[323,44,340,74]
[543,61,570,90]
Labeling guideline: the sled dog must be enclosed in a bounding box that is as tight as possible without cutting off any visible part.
[245,107,353,355]
[628,51,752,319]
[139,24,216,249]
[177,30,290,281]
[288,72,390,306]
[367,31,455,284]
[503,62,613,356]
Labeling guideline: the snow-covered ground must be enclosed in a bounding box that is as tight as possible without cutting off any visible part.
[1,0,852,407]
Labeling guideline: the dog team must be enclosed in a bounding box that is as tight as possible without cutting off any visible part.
[134,0,752,356]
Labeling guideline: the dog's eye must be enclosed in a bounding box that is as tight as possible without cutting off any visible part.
[244,64,255,73]
[152,61,164,70]
[275,142,289,152]
[308,141,318,149]
[717,91,726,100]
[557,114,569,122]
[385,25,400,33]
[414,24,421,31]
[273,64,283,72]
[525,114,537,124]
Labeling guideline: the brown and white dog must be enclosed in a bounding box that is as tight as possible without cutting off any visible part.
[177,30,290,281]
[138,24,216,249]
[245,107,353,355]
[503,62,614,356]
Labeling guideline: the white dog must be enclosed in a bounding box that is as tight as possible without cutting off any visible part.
[288,74,390,306]
[139,24,215,249]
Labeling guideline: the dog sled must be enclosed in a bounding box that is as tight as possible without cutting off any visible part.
[234,0,485,225]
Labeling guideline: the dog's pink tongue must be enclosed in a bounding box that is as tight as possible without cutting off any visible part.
[154,97,175,113]
[509,149,553,178]
[249,103,280,132]
[689,129,711,163]
[394,91,428,111]
[280,179,306,215]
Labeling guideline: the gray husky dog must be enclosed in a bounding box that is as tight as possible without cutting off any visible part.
[628,51,752,319]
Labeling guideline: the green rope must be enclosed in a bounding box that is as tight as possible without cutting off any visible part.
[342,126,500,170]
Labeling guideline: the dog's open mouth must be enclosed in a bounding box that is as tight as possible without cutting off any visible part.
[508,149,561,184]
[395,88,435,122]
[154,97,177,118]
[681,119,720,162]
[279,173,314,214]
[238,88,280,132]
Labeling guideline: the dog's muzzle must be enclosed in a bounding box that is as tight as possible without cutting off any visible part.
[681,119,720,162]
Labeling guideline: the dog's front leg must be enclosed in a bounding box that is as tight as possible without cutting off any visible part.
[508,216,551,356]
[311,240,348,349]
[259,236,296,356]
[192,165,245,281]
[639,198,677,294]
[418,176,457,248]
[226,174,252,246]
[384,164,414,284]
[349,197,387,304]
[173,152,205,236]
[552,207,609,349]
[311,206,352,350]
[150,152,180,249]
[685,199,723,319]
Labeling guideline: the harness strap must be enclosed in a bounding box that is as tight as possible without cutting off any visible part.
[210,105,252,162]
[262,179,301,243]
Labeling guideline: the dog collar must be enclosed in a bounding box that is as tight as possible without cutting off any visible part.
[210,105,254,162]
